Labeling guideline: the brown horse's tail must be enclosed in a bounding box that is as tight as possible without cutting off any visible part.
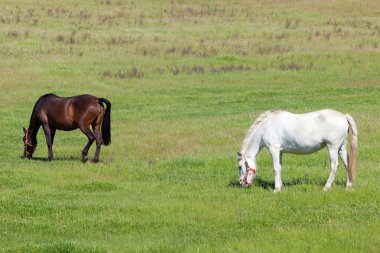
[346,114,358,182]
[99,98,111,146]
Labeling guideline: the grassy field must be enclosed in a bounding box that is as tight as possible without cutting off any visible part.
[0,0,379,252]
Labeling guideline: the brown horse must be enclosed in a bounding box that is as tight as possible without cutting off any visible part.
[23,93,111,162]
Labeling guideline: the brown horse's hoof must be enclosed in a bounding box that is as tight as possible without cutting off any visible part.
[91,159,99,163]
[82,156,88,163]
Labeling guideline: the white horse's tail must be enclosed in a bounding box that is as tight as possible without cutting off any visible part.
[346,114,358,182]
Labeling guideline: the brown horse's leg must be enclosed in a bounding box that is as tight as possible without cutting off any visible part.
[42,124,53,161]
[91,107,106,163]
[92,123,102,163]
[50,128,56,145]
[80,127,95,162]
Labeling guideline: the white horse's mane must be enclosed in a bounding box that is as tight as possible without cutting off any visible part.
[241,110,278,153]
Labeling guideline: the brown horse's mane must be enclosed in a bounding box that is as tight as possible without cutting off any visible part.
[29,93,56,123]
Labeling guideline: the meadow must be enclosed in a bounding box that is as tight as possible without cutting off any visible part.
[0,0,379,252]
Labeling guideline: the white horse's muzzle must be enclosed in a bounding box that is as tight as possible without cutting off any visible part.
[241,168,256,188]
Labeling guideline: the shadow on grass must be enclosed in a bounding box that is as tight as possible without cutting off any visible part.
[228,176,346,190]
[284,176,346,187]
[20,155,82,162]
[227,177,275,190]
[227,180,241,188]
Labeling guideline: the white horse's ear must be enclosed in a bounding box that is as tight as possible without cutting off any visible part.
[237,152,242,156]
[23,127,27,133]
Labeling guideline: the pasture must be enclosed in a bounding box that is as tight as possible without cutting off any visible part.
[0,0,379,252]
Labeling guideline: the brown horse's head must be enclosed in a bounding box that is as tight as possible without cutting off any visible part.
[23,127,36,159]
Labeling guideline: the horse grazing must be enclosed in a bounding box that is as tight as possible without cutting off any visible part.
[237,109,358,192]
[23,93,111,162]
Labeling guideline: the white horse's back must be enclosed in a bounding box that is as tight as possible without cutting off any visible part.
[261,109,349,154]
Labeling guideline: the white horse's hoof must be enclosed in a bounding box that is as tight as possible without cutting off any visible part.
[322,187,329,192]
[274,188,281,193]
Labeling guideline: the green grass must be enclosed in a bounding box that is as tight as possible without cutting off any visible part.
[0,0,380,252]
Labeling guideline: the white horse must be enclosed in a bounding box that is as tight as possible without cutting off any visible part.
[237,109,358,192]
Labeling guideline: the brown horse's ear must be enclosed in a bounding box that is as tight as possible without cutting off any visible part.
[23,127,27,133]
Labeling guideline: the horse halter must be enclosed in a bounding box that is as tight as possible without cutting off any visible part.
[241,153,256,182]
[23,129,36,156]
[24,142,35,157]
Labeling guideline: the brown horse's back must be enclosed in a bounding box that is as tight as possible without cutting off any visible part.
[38,94,101,131]
[71,94,102,128]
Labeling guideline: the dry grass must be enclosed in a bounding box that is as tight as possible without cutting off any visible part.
[1,0,378,70]
[102,68,144,79]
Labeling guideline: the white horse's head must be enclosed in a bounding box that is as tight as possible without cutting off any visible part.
[237,152,257,188]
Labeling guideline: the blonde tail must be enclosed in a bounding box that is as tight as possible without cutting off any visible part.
[346,114,358,181]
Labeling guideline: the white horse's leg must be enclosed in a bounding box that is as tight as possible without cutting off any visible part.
[324,147,339,191]
[339,142,352,189]
[270,148,282,193]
